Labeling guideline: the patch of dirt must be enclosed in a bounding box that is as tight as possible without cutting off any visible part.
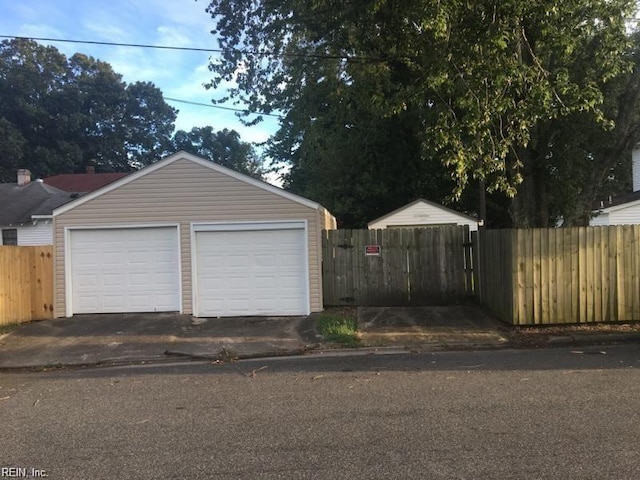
[506,322,640,348]
[324,306,357,321]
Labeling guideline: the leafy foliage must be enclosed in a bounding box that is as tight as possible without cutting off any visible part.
[204,0,637,227]
[0,38,265,183]
[512,33,640,227]
[172,126,263,178]
[0,39,177,180]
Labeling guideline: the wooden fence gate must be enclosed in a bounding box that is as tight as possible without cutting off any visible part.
[322,226,472,306]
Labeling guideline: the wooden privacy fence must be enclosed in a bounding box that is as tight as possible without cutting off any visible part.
[474,226,640,325]
[0,246,53,325]
[322,226,472,306]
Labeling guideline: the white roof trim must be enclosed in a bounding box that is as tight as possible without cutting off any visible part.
[53,151,321,216]
[594,197,640,213]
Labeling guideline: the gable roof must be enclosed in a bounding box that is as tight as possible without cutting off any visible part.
[54,151,323,216]
[593,191,640,213]
[368,198,478,227]
[0,180,77,225]
[43,172,129,192]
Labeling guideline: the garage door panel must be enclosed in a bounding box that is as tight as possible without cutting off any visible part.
[195,227,307,317]
[103,295,126,309]
[70,227,180,314]
[254,277,275,289]
[153,273,176,286]
[255,255,275,267]
[129,273,151,287]
[74,273,98,287]
[103,273,124,287]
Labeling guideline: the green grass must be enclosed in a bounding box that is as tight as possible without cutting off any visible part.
[316,313,360,347]
[0,324,19,335]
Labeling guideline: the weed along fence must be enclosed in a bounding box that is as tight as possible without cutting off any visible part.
[0,246,54,325]
[474,226,640,325]
[322,226,473,306]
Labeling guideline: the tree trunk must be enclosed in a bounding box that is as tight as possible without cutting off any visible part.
[509,146,551,228]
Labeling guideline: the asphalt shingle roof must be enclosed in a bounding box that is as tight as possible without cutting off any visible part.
[593,191,640,211]
[0,181,78,225]
[43,172,129,192]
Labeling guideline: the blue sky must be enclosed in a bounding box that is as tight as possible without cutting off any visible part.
[0,0,280,147]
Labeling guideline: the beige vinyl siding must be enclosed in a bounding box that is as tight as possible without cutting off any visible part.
[54,158,324,317]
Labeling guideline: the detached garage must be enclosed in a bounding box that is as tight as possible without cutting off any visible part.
[53,151,336,318]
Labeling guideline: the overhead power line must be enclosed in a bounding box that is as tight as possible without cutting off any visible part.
[0,35,384,61]
[0,34,226,53]
[0,46,283,119]
[164,97,282,118]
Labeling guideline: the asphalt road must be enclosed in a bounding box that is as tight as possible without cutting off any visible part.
[1,345,640,479]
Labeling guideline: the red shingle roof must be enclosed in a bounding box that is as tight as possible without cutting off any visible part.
[43,172,129,192]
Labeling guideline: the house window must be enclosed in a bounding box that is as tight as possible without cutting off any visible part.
[2,229,17,245]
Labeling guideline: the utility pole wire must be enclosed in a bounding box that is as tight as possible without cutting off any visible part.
[164,97,283,118]
[0,35,387,61]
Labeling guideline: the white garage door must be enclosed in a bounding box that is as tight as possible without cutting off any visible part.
[195,224,308,317]
[69,227,180,314]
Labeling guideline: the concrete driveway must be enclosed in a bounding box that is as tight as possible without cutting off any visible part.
[0,307,508,370]
[357,305,510,349]
[0,313,317,369]
[2,305,633,370]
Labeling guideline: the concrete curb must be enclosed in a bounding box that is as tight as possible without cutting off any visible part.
[546,333,640,347]
[0,355,185,372]
[2,333,639,372]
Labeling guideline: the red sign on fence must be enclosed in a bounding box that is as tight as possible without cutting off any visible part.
[364,245,381,256]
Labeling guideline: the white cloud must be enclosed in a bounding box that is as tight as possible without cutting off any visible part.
[82,21,127,42]
[156,26,193,48]
[142,0,213,31]
[234,120,278,145]
[14,23,65,42]
[165,61,212,98]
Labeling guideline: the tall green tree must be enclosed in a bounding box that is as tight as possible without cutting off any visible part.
[204,0,636,227]
[0,39,177,180]
[511,33,640,227]
[172,126,264,178]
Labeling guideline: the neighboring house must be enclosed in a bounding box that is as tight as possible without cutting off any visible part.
[590,148,640,226]
[368,198,479,231]
[0,167,130,246]
[0,170,77,246]
[53,151,336,318]
[590,192,640,226]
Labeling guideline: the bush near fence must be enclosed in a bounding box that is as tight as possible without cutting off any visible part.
[0,246,53,326]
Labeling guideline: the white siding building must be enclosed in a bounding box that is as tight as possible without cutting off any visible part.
[1,221,54,246]
[0,171,73,246]
[590,147,640,226]
[368,198,478,231]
